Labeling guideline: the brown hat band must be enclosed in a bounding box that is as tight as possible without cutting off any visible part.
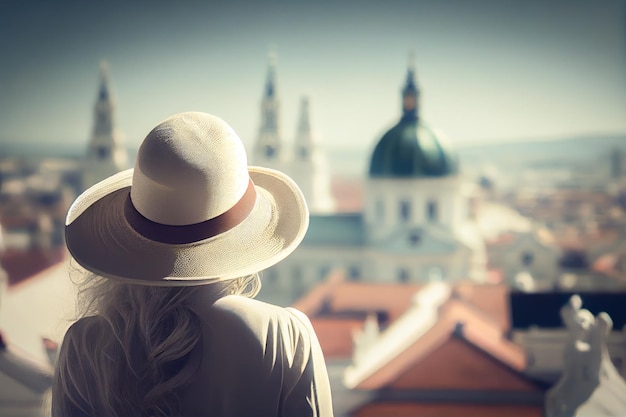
[124,179,257,244]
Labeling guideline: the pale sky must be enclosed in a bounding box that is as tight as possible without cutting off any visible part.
[1,0,625,154]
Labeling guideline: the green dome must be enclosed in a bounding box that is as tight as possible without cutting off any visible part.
[369,119,458,178]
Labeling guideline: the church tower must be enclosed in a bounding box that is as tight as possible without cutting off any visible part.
[252,53,284,171]
[401,55,419,121]
[365,59,486,283]
[82,62,127,190]
[289,97,335,213]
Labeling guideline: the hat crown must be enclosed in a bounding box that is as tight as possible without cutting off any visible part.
[131,112,250,226]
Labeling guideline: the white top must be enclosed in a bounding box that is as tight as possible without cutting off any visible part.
[184,295,334,416]
[55,295,334,417]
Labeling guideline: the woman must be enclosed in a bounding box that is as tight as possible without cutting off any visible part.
[52,112,333,417]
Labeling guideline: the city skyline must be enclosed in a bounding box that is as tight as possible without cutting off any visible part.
[1,0,625,154]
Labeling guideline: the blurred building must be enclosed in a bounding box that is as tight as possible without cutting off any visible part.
[295,272,626,417]
[484,182,626,291]
[0,157,75,285]
[81,62,128,191]
[252,54,335,213]
[487,228,561,290]
[260,63,487,305]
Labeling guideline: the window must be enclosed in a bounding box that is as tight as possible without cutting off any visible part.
[399,200,411,222]
[97,146,109,160]
[264,145,276,158]
[521,251,534,267]
[348,266,361,281]
[319,265,331,279]
[427,200,438,222]
[409,231,422,246]
[397,268,409,282]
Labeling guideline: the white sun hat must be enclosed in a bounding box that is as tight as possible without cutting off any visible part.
[65,112,309,285]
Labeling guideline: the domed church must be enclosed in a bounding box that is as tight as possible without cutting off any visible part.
[259,61,487,306]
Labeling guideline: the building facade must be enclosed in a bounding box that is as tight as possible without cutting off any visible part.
[251,55,335,214]
[259,62,487,305]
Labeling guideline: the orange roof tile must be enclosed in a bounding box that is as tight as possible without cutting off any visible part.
[453,282,510,332]
[297,277,509,331]
[309,318,362,359]
[295,277,513,369]
[354,299,526,390]
[293,271,423,324]
[593,254,618,273]
[2,246,66,287]
[328,282,423,323]
[291,269,345,315]
[445,300,524,371]
[294,278,425,359]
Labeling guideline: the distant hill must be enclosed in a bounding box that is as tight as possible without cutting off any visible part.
[1,133,624,178]
[0,142,83,159]
[326,133,626,177]
[457,134,626,169]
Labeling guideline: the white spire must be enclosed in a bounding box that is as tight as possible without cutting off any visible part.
[82,61,127,190]
[295,96,313,160]
[288,96,335,213]
[93,61,114,138]
[252,52,283,169]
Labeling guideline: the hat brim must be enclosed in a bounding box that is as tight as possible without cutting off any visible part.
[65,166,309,286]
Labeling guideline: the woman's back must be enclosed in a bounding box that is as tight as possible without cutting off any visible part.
[56,292,332,417]
[181,294,332,416]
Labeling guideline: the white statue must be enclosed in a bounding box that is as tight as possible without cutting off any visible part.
[546,295,626,417]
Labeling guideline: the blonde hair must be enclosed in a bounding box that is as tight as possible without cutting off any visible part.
[51,258,261,417]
